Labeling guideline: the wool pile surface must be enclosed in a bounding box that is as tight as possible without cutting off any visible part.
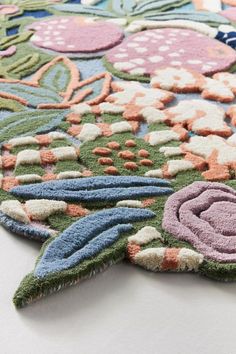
[1,0,236,308]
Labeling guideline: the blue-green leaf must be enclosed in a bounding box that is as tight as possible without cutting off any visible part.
[39,62,71,93]
[145,11,229,25]
[123,0,137,12]
[111,0,137,15]
[133,0,190,16]
[0,82,62,108]
[52,4,116,17]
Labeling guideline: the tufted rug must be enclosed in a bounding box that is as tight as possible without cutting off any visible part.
[1,0,236,308]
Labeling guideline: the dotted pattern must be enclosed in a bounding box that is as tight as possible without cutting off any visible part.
[106,28,236,76]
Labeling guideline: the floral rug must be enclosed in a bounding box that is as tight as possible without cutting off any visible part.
[1,0,236,308]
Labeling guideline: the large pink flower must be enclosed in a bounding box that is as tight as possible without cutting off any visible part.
[105,28,236,77]
[27,16,124,56]
[163,182,236,263]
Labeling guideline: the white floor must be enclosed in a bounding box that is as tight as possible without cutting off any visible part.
[1,225,236,354]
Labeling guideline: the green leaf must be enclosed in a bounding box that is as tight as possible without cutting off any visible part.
[0,97,26,112]
[0,109,68,143]
[1,42,53,80]
[20,0,62,10]
[52,4,116,17]
[1,0,59,11]
[0,31,33,50]
[7,53,40,76]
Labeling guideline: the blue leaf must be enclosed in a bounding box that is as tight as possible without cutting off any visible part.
[111,0,137,15]
[123,0,137,13]
[35,207,155,277]
[11,176,173,202]
[0,212,51,242]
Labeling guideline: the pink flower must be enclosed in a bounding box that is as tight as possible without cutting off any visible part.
[27,16,124,56]
[0,5,20,15]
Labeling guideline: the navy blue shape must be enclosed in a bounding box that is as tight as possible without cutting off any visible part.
[12,10,52,20]
[6,26,19,36]
[216,30,236,49]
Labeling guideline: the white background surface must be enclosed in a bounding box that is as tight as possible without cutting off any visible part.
[1,224,236,354]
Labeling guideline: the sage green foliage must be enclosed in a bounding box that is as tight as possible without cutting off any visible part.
[0,31,33,50]
[6,53,40,76]
[47,213,80,233]
[14,164,45,177]
[199,261,236,282]
[0,16,52,79]
[0,48,50,79]
[48,140,72,149]
[0,97,26,112]
[0,37,52,79]
[55,160,84,173]
[58,121,70,131]
[0,189,14,203]
[0,110,66,143]
[0,0,64,11]
[102,113,125,123]
[11,144,40,155]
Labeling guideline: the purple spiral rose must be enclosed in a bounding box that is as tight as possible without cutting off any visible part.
[163,182,236,263]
